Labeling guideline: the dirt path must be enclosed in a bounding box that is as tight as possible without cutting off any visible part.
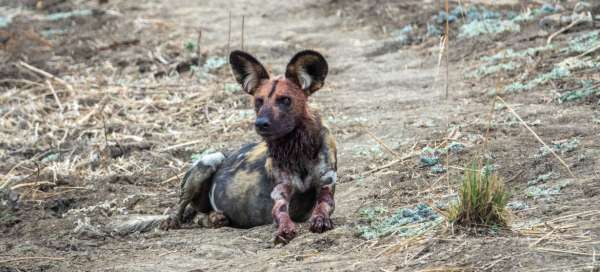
[3,0,599,271]
[92,0,460,271]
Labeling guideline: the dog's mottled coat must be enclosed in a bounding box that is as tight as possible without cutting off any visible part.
[161,50,336,244]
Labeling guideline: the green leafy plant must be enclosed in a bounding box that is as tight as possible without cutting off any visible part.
[448,161,510,228]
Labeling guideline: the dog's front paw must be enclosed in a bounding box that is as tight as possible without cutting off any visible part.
[309,214,334,233]
[159,216,180,231]
[207,211,229,228]
[274,222,297,244]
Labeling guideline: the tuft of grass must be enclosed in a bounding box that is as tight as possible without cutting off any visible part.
[448,161,510,228]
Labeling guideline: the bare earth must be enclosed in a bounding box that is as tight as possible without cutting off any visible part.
[1,0,599,271]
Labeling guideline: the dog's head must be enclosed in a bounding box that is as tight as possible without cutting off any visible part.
[229,50,328,140]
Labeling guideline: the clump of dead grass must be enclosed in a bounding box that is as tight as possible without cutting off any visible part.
[448,161,509,228]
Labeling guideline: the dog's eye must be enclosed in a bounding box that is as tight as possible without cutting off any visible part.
[255,97,264,109]
[277,96,291,108]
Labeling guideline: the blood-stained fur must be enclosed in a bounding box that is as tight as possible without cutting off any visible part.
[160,50,337,244]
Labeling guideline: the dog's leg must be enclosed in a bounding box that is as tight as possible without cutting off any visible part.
[310,126,337,233]
[309,184,335,233]
[271,170,297,244]
[160,153,225,230]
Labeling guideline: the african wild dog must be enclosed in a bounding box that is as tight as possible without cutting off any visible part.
[161,50,337,244]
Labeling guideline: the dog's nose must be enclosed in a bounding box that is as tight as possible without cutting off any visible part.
[255,117,271,130]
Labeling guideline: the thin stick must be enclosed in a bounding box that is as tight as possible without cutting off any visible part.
[37,189,83,199]
[496,96,575,178]
[196,29,202,58]
[481,255,515,271]
[18,61,73,91]
[363,152,416,176]
[54,186,91,190]
[420,173,448,195]
[160,171,185,185]
[159,139,204,152]
[545,210,600,224]
[241,16,245,51]
[365,130,400,158]
[101,112,109,147]
[444,0,450,99]
[444,0,451,193]
[577,43,600,58]
[547,17,584,44]
[76,96,109,126]
[480,98,496,164]
[0,256,66,264]
[529,229,555,248]
[227,10,232,53]
[435,36,446,71]
[46,80,63,113]
[534,247,595,257]
[375,236,425,258]
[505,169,525,183]
[1,151,51,189]
[11,181,55,190]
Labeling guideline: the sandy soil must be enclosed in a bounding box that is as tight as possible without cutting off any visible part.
[1,0,599,271]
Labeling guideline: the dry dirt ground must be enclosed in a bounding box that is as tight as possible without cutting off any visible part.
[1,0,599,271]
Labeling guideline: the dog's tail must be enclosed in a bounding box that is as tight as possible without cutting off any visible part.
[107,214,169,236]
[107,152,227,236]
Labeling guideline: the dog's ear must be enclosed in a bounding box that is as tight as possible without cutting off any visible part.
[285,50,328,96]
[229,50,270,95]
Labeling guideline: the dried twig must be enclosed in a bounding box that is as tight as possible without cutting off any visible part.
[481,254,515,271]
[444,0,450,100]
[444,0,451,193]
[365,130,400,158]
[480,98,497,163]
[1,151,51,189]
[97,39,140,51]
[534,247,595,257]
[227,10,232,53]
[495,96,576,178]
[528,229,556,248]
[76,96,109,126]
[160,171,185,185]
[241,15,245,50]
[0,256,66,264]
[545,210,600,225]
[375,236,426,258]
[547,17,584,44]
[46,80,64,113]
[578,43,600,58]
[196,29,203,58]
[11,181,55,190]
[363,152,416,176]
[159,139,204,152]
[505,169,525,183]
[18,61,74,91]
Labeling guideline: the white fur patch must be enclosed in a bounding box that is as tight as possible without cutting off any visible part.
[291,175,310,193]
[242,62,259,93]
[197,152,224,213]
[320,170,337,185]
[199,152,225,169]
[209,182,221,212]
[298,69,312,90]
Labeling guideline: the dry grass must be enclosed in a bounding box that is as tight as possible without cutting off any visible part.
[0,60,245,199]
[448,161,510,228]
[1,1,599,271]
